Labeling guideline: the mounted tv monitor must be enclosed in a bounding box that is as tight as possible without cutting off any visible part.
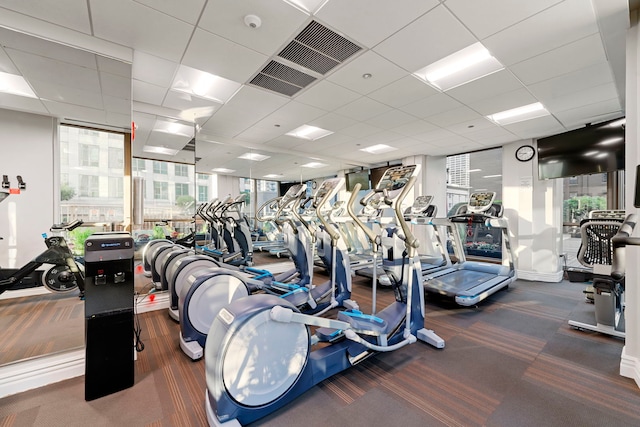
[370,165,393,189]
[346,170,370,192]
[537,117,625,180]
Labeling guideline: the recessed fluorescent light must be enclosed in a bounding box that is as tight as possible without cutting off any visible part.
[486,102,550,126]
[153,120,193,137]
[468,169,482,173]
[0,71,37,98]
[286,124,334,141]
[301,162,328,168]
[143,145,180,156]
[594,153,608,158]
[413,42,504,91]
[359,144,397,154]
[583,151,599,157]
[211,168,235,173]
[482,174,502,178]
[263,174,283,179]
[282,0,329,14]
[171,65,241,103]
[238,152,270,161]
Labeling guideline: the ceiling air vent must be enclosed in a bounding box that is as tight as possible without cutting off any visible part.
[278,20,362,75]
[249,60,317,96]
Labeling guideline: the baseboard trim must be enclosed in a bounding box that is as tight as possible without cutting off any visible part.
[620,345,640,388]
[516,269,564,283]
[136,291,169,313]
[0,349,85,399]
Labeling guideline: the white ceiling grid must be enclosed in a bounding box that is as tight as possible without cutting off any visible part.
[0,0,629,181]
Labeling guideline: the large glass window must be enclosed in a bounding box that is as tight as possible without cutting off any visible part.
[153,181,169,199]
[446,148,503,260]
[79,175,99,197]
[108,147,124,169]
[198,185,208,203]
[133,158,146,172]
[153,161,168,175]
[79,144,99,167]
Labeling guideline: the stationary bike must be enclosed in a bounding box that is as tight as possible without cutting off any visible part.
[204,164,444,427]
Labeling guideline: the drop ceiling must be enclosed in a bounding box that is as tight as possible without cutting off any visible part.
[0,0,630,182]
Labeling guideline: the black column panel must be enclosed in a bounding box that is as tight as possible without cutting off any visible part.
[84,233,135,401]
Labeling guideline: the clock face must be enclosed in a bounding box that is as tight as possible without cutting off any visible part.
[516,145,535,162]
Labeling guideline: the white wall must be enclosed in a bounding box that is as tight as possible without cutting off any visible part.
[502,141,564,281]
[620,10,640,386]
[0,109,56,267]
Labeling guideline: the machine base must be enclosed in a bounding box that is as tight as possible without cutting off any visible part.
[417,328,445,348]
[168,308,179,322]
[180,333,203,360]
[568,320,625,338]
[205,390,242,427]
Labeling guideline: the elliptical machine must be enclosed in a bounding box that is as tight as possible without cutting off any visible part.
[203,164,444,427]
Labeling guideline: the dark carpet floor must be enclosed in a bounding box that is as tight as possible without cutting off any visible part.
[1,262,640,426]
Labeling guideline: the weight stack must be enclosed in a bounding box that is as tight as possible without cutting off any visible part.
[84,233,135,401]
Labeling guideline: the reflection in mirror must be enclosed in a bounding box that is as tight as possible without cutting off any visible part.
[0,29,132,367]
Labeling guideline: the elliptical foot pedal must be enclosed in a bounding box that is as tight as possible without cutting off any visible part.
[417,328,445,349]
[316,327,344,343]
[343,299,359,310]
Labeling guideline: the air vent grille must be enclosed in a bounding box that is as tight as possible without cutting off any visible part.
[262,61,317,88]
[278,20,362,75]
[250,66,312,97]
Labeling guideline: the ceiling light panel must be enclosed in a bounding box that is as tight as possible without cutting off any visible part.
[286,124,333,140]
[486,102,550,125]
[143,145,180,156]
[0,71,37,98]
[282,0,329,14]
[359,144,397,154]
[301,161,328,168]
[238,152,270,161]
[152,119,193,137]
[171,64,242,103]
[211,168,235,173]
[414,42,504,91]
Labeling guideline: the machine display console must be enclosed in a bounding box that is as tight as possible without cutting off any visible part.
[376,165,417,198]
[281,183,304,205]
[314,177,344,206]
[467,192,496,214]
[411,195,433,213]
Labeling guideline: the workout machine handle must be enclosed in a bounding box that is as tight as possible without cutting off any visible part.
[611,213,639,281]
[394,176,420,257]
[346,183,378,247]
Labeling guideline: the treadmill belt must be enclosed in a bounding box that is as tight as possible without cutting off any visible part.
[426,270,494,297]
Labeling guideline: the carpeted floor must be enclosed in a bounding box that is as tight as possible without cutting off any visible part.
[1,261,640,426]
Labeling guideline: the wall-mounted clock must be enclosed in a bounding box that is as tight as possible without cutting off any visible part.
[515,145,535,162]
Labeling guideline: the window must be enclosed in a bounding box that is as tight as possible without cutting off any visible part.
[133,158,146,172]
[109,177,123,198]
[59,125,127,223]
[197,173,209,180]
[79,175,100,197]
[79,144,99,167]
[175,164,188,177]
[108,147,124,169]
[154,181,169,199]
[175,183,189,198]
[153,161,168,175]
[198,185,208,203]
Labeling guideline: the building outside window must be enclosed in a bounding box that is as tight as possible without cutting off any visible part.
[153,181,169,200]
[79,144,99,167]
[175,164,188,177]
[153,161,168,175]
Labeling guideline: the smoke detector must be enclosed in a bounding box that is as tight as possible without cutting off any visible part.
[244,15,262,29]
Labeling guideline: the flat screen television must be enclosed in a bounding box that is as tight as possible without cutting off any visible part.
[346,170,370,192]
[370,166,393,189]
[537,117,625,180]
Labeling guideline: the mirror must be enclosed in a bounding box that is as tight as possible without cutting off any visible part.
[0,28,132,367]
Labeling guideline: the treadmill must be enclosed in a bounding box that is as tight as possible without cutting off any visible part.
[424,191,515,306]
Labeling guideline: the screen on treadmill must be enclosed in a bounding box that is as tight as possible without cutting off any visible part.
[376,165,416,192]
[281,184,303,205]
[314,178,344,206]
[468,191,496,212]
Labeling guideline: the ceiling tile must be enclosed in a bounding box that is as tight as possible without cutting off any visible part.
[544,82,619,113]
[484,0,599,66]
[0,92,49,114]
[316,0,439,48]
[100,72,131,100]
[91,0,194,62]
[467,88,539,116]
[503,114,565,139]
[445,0,563,40]
[367,75,439,108]
[198,0,308,56]
[462,125,519,145]
[134,0,206,25]
[391,119,439,137]
[162,90,222,120]
[399,93,462,119]
[0,0,92,34]
[425,106,482,128]
[364,109,415,129]
[308,112,358,132]
[339,122,382,139]
[295,80,360,111]
[528,61,615,104]
[326,51,407,95]
[28,78,103,109]
[182,28,268,83]
[0,46,19,74]
[510,33,607,85]
[132,51,178,87]
[373,5,477,73]
[446,70,525,105]
[446,117,497,135]
[42,99,106,123]
[553,98,622,129]
[333,97,391,121]
[133,80,167,105]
